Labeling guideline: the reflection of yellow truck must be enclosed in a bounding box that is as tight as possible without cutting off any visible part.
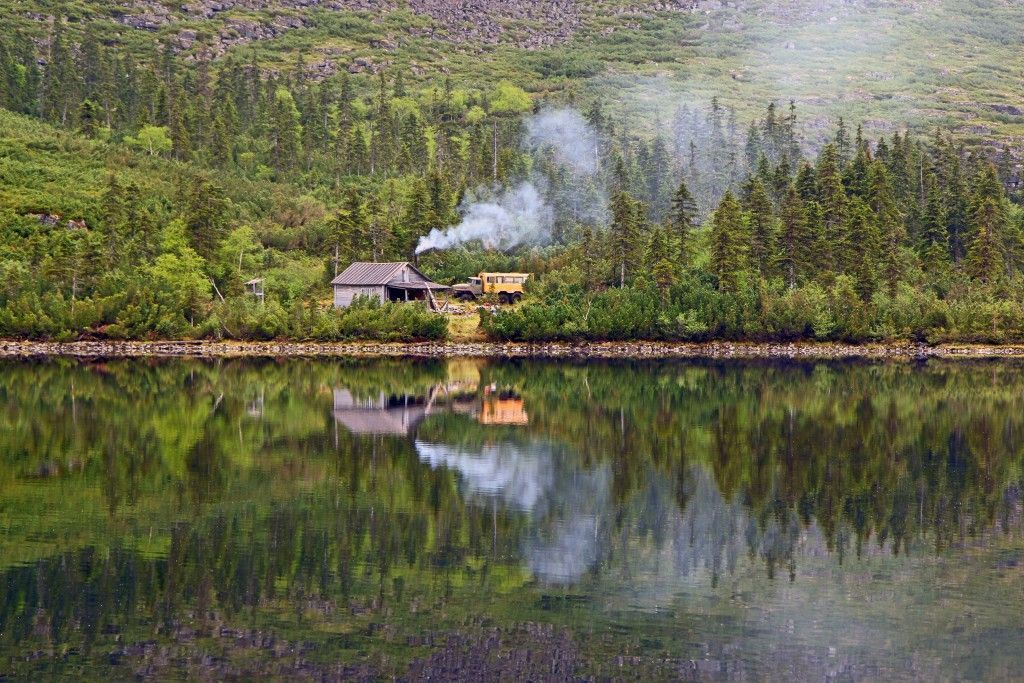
[479,397,529,426]
[452,273,530,304]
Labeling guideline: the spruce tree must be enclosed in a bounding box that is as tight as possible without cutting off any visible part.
[182,175,230,259]
[610,190,642,287]
[867,161,905,297]
[942,143,970,262]
[334,188,369,262]
[845,198,880,301]
[647,225,675,300]
[710,191,746,292]
[777,184,809,289]
[920,172,949,271]
[815,144,847,272]
[269,87,302,174]
[965,217,1003,284]
[669,178,698,266]
[745,178,775,278]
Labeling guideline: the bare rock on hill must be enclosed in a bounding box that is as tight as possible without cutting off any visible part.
[988,103,1024,117]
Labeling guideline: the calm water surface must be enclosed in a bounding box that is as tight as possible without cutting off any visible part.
[0,358,1022,680]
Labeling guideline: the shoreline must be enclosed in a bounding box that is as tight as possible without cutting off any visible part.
[2,339,1024,360]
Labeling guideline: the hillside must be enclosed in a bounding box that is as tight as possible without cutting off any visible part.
[6,0,1024,145]
[3,0,1024,345]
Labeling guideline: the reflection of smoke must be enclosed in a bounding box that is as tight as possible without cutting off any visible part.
[415,439,610,584]
[526,465,610,584]
[413,441,811,586]
[415,441,554,511]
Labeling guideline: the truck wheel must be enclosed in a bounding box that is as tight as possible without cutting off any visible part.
[498,293,510,305]
[458,292,476,302]
[512,292,523,303]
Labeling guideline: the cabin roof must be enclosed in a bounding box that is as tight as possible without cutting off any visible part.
[330,261,441,287]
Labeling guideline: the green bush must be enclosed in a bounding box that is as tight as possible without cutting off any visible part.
[311,297,447,342]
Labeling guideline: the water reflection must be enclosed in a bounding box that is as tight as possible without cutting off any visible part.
[331,367,528,437]
[0,358,1022,679]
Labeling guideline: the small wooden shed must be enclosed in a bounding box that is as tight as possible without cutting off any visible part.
[331,262,449,309]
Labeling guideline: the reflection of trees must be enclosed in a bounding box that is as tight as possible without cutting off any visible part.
[494,361,1024,557]
[1,358,1024,671]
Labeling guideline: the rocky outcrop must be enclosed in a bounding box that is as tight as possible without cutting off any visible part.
[117,0,582,51]
[401,0,581,48]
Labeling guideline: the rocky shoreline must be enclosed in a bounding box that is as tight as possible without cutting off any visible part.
[2,339,1024,360]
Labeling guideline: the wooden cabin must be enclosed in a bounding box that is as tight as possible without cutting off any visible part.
[331,262,449,309]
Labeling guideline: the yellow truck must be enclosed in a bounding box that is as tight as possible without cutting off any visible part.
[451,272,530,304]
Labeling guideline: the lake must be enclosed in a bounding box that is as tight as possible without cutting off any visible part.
[0,357,1021,680]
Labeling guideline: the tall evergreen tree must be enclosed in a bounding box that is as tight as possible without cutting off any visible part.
[710,191,746,292]
[669,178,698,266]
[845,198,880,300]
[609,190,642,287]
[815,144,847,272]
[866,161,905,296]
[745,178,775,278]
[777,185,809,289]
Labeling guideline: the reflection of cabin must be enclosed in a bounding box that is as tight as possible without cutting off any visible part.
[332,380,528,436]
[332,388,433,435]
[331,262,449,309]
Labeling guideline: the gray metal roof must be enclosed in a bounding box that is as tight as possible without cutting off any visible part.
[331,262,443,287]
[331,262,408,286]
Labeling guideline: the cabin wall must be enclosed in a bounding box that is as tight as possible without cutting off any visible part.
[334,285,386,308]
[395,265,429,284]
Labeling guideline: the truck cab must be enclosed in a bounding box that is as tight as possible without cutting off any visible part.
[452,273,530,304]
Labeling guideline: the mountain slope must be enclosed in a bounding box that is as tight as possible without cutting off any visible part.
[6,0,1024,144]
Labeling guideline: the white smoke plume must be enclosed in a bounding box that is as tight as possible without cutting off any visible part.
[414,107,603,254]
[524,108,600,176]
[415,182,553,254]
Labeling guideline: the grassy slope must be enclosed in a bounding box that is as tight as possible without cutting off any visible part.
[0,109,328,298]
[6,1,1024,145]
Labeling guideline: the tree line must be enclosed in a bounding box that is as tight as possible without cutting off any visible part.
[489,120,1024,343]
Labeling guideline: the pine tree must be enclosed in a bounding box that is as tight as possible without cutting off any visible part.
[815,144,847,272]
[965,217,1003,284]
[920,172,949,271]
[745,178,775,278]
[777,185,809,289]
[669,178,698,266]
[867,161,905,296]
[710,191,746,292]
[609,190,641,287]
[845,198,880,300]
[269,87,302,173]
